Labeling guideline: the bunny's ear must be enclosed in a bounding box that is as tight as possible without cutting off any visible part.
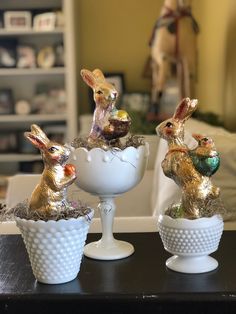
[24,132,47,150]
[192,133,203,142]
[92,69,105,82]
[24,124,49,150]
[173,98,198,122]
[80,69,96,89]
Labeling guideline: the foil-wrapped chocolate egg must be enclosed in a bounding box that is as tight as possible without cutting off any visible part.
[102,110,131,140]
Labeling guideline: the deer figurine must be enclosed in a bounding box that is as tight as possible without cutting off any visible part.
[148,0,199,121]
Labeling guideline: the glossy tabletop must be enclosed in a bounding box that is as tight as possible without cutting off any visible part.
[0,232,236,314]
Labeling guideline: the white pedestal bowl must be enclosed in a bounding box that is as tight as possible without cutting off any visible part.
[158,214,224,274]
[71,144,149,260]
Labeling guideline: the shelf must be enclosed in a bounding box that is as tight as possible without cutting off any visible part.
[0,29,64,36]
[0,0,78,174]
[0,114,67,123]
[0,67,65,76]
[0,154,41,162]
[0,0,62,10]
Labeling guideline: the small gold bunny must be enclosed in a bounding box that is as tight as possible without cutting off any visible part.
[24,124,77,214]
[80,69,131,147]
[156,98,220,219]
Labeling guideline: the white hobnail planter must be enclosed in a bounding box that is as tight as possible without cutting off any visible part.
[71,144,149,260]
[16,210,93,284]
[158,214,224,274]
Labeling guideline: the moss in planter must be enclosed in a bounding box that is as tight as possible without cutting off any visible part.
[71,134,146,151]
[0,200,92,222]
[165,198,225,220]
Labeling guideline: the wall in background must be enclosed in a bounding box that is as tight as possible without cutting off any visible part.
[194,0,236,130]
[75,0,236,130]
[74,0,162,113]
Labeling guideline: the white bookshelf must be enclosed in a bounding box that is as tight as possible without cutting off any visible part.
[0,0,78,175]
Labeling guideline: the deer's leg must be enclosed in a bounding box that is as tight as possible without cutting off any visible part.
[149,56,169,117]
[178,53,197,99]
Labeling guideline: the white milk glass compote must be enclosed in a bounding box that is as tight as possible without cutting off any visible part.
[71,143,149,260]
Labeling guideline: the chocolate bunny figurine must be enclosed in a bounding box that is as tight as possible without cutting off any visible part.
[24,124,77,214]
[81,69,131,147]
[156,98,220,219]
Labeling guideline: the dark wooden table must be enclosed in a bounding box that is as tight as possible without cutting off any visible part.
[0,232,236,314]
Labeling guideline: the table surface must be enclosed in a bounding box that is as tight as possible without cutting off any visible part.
[0,232,236,314]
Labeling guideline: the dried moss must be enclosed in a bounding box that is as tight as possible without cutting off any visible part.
[165,198,226,219]
[0,200,92,222]
[71,134,145,151]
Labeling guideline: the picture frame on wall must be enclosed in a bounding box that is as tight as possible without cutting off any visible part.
[4,11,32,30]
[104,73,125,98]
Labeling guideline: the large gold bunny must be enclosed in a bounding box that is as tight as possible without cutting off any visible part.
[24,124,77,214]
[80,69,131,147]
[156,98,220,219]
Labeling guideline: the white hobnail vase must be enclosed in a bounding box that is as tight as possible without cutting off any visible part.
[158,214,224,273]
[71,144,149,260]
[16,210,93,284]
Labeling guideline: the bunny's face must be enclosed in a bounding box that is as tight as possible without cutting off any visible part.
[43,143,70,166]
[156,118,184,142]
[81,69,118,110]
[94,82,118,109]
[24,124,71,166]
[156,98,198,143]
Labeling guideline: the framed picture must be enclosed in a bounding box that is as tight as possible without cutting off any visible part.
[0,39,17,68]
[104,73,125,97]
[0,89,14,114]
[17,45,36,68]
[37,46,55,68]
[0,133,17,152]
[88,72,125,111]
[4,11,32,30]
[0,13,3,29]
[33,12,56,31]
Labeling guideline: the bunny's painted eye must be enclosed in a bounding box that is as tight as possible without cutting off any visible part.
[48,146,59,153]
[166,122,173,128]
[96,90,103,95]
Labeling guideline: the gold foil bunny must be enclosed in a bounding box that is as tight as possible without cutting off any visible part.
[80,69,131,147]
[156,98,220,219]
[24,124,76,214]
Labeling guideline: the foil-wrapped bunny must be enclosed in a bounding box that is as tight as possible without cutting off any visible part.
[24,124,76,214]
[156,98,220,219]
[80,69,131,147]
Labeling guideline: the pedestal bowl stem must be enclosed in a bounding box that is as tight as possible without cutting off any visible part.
[99,196,116,244]
[83,196,134,260]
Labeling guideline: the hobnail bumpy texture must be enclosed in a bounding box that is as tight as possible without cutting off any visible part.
[158,215,223,256]
[16,216,92,284]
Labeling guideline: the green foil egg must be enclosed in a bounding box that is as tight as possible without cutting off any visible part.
[189,153,220,177]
